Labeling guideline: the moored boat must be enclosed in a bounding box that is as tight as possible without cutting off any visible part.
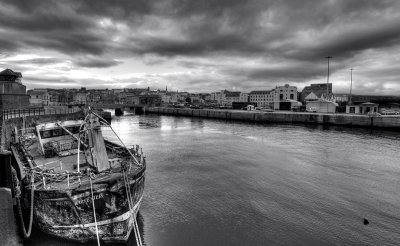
[10,110,146,244]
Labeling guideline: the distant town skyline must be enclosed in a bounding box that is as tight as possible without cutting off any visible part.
[1,0,400,95]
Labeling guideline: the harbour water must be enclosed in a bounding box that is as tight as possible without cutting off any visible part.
[25,113,400,245]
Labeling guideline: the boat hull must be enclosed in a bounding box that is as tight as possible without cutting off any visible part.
[22,169,145,243]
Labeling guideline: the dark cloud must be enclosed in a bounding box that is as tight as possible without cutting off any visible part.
[18,58,63,65]
[73,56,122,68]
[1,0,400,93]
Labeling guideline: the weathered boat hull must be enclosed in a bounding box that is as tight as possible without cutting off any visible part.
[21,167,145,243]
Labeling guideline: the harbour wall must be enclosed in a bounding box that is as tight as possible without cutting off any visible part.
[147,107,400,130]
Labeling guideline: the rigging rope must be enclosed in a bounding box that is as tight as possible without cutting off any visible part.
[122,170,142,246]
[89,176,101,246]
[134,216,143,246]
[11,167,35,238]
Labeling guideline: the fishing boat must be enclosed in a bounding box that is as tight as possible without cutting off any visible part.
[9,110,146,244]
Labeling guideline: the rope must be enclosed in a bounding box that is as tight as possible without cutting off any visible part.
[77,132,81,173]
[11,167,35,238]
[134,217,143,246]
[123,170,142,246]
[89,176,101,246]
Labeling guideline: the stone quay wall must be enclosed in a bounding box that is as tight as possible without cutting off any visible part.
[147,107,400,130]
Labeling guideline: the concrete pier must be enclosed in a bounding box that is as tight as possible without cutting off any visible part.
[147,107,400,130]
[0,188,22,246]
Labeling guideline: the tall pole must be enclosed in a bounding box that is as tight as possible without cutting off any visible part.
[325,56,332,100]
[349,68,353,105]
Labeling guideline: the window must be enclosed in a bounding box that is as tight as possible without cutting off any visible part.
[40,130,52,139]
[290,94,294,100]
[52,128,63,137]
[280,94,283,100]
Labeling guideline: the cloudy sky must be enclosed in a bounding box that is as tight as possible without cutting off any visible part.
[1,0,400,94]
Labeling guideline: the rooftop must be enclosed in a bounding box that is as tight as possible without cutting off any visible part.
[249,90,272,94]
[0,68,22,77]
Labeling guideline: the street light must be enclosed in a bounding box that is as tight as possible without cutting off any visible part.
[349,68,354,105]
[325,56,332,100]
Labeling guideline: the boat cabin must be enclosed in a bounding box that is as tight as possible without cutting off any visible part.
[35,120,82,158]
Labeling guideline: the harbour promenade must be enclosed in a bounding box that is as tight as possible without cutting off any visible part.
[0,187,22,246]
[147,107,400,130]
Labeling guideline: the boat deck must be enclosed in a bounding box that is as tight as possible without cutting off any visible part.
[26,145,141,190]
[34,151,87,172]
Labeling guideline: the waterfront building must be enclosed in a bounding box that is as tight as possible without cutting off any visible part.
[201,93,211,102]
[333,93,349,103]
[137,94,162,106]
[249,84,298,109]
[239,92,249,103]
[176,92,189,103]
[87,90,101,104]
[210,92,222,104]
[0,68,30,109]
[249,90,274,107]
[306,100,338,113]
[73,92,88,105]
[300,83,332,102]
[117,91,136,104]
[189,94,202,104]
[169,92,179,104]
[273,84,298,102]
[47,90,67,106]
[100,90,116,104]
[161,93,172,105]
[27,88,51,106]
[304,92,319,101]
[346,102,378,114]
[224,91,241,106]
[112,89,124,94]
[28,90,45,106]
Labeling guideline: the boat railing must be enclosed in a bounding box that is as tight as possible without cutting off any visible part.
[37,159,63,171]
[1,107,82,120]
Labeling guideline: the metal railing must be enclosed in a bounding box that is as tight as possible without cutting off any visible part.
[1,107,81,120]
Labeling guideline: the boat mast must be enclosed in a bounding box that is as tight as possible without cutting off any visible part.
[85,113,110,172]
[325,56,332,100]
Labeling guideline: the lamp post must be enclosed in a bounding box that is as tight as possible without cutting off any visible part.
[325,56,332,100]
[349,68,353,105]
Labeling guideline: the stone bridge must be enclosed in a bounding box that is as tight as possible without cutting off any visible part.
[88,103,146,116]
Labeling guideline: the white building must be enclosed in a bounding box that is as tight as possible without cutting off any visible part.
[73,92,88,105]
[189,94,202,104]
[249,90,274,107]
[28,90,45,106]
[239,92,249,102]
[161,93,172,104]
[210,92,222,104]
[273,84,297,101]
[224,92,241,106]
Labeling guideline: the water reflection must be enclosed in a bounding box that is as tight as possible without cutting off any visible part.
[24,114,400,245]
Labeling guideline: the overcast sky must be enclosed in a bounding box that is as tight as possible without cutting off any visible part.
[1,0,400,94]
